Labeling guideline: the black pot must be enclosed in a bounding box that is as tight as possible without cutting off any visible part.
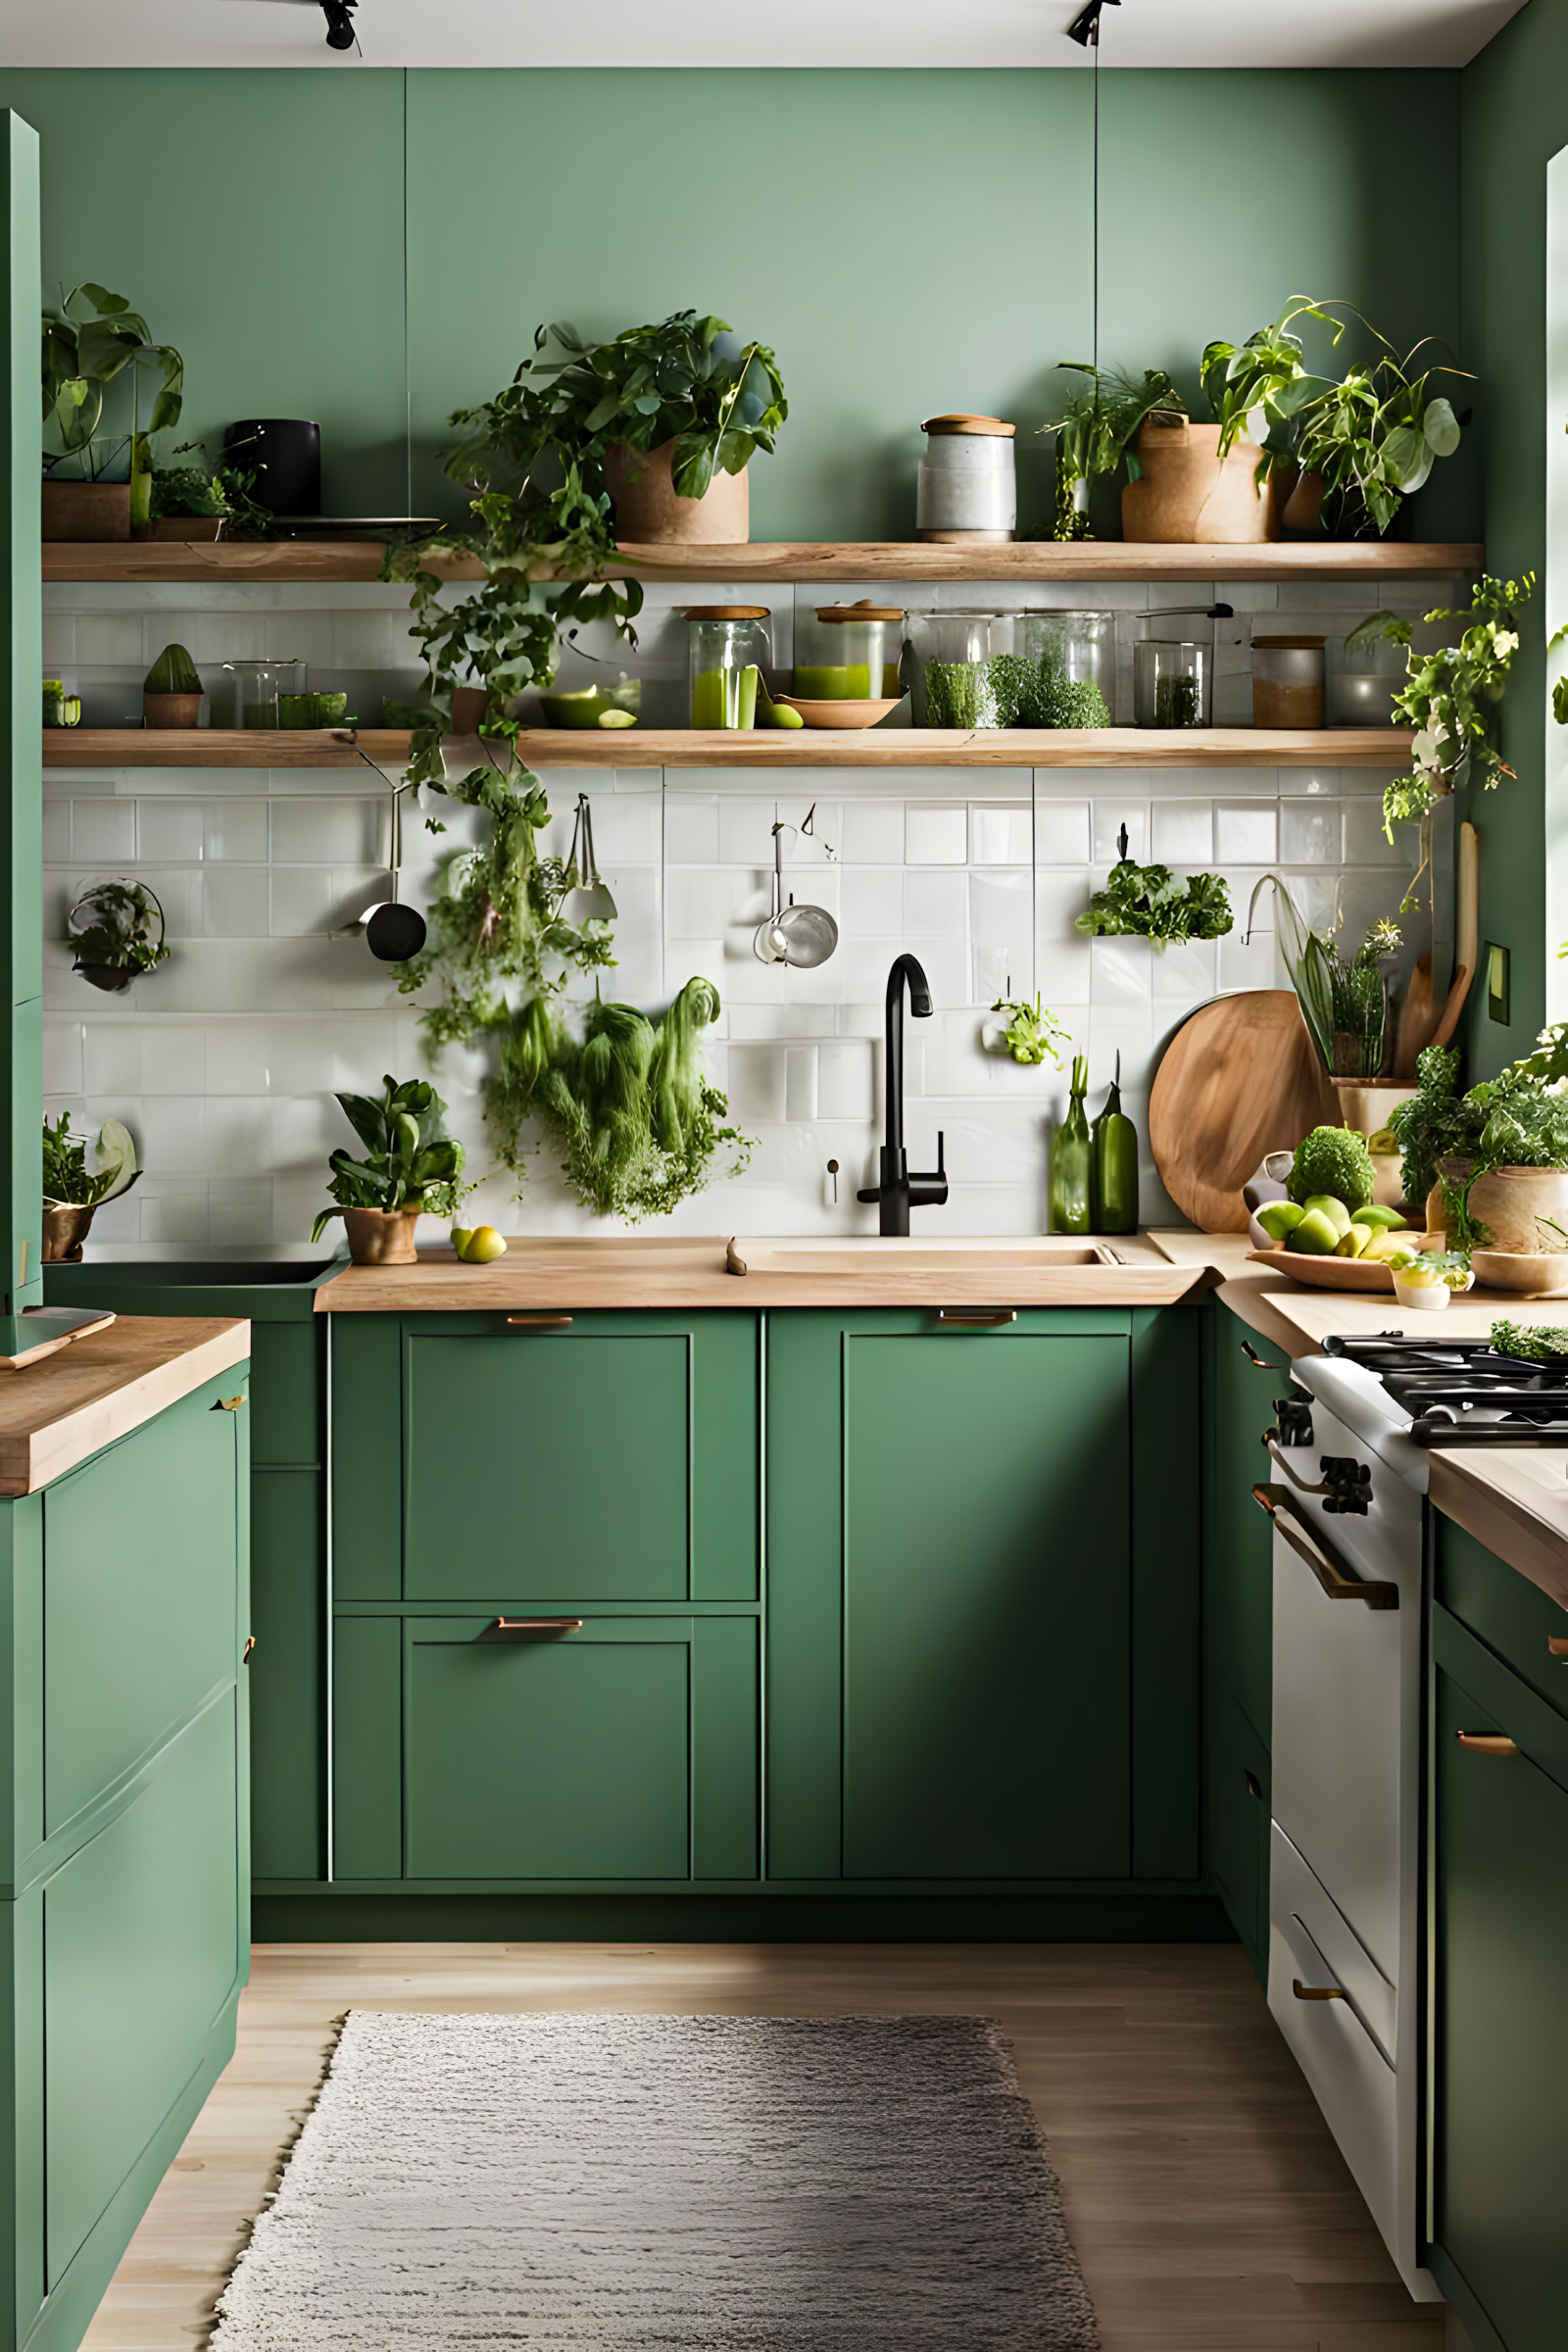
[223,419,322,517]
[74,962,137,995]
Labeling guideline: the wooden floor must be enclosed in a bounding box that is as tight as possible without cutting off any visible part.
[82,1941,1448,2352]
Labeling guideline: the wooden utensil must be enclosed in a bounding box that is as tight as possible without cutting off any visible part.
[1428,820,1479,1053]
[1150,990,1341,1233]
[1393,954,1435,1079]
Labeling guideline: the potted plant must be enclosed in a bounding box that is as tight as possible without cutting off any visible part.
[1391,1033,1568,1250]
[310,1077,467,1264]
[1037,364,1187,540]
[143,643,204,728]
[41,1112,140,1260]
[68,879,170,993]
[142,442,230,542]
[1201,299,1466,538]
[40,282,183,542]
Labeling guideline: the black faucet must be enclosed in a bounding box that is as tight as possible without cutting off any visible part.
[858,954,949,1236]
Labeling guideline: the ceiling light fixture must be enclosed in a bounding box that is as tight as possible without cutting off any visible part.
[320,0,359,50]
[1066,0,1117,47]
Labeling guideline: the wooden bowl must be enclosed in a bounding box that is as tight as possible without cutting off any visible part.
[773,696,903,730]
[1470,1249,1568,1298]
[1246,1245,1396,1293]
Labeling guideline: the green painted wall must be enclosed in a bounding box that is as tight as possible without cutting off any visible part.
[1460,6,1568,1073]
[0,66,1467,540]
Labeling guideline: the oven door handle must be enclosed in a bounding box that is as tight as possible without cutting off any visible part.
[1263,1436,1337,1495]
[1251,1484,1399,1611]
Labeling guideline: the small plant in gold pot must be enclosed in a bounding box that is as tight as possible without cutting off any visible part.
[40,1112,140,1260]
[311,1076,467,1265]
[143,643,204,728]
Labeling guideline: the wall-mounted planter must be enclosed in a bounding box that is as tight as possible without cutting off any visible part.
[42,480,130,542]
[1122,422,1280,545]
[604,441,749,544]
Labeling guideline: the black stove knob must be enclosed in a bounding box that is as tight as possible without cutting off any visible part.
[1272,1396,1314,1447]
[1320,1454,1372,1515]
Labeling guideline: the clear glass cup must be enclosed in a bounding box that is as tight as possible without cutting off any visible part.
[1011,610,1115,726]
[220,658,307,729]
[685,609,772,729]
[1134,640,1210,729]
[793,602,905,702]
[1327,633,1404,726]
[903,609,1011,727]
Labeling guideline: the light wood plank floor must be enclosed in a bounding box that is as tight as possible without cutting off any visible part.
[83,1941,1447,2352]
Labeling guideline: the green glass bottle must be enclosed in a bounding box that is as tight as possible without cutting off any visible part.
[1049,1054,1093,1235]
[1091,1052,1140,1234]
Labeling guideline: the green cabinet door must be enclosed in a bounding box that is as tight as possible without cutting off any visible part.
[334,1613,759,1884]
[770,1310,1132,1883]
[387,1312,759,1604]
[1432,1605,1568,2352]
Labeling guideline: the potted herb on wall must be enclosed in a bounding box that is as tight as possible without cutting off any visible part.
[68,880,170,994]
[40,282,183,542]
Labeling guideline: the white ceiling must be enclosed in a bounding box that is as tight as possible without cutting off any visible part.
[0,0,1530,71]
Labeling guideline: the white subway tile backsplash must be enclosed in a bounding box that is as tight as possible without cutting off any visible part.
[136,801,207,862]
[904,869,967,937]
[205,800,270,863]
[1215,803,1278,862]
[1031,797,1090,865]
[840,801,906,864]
[1280,800,1343,863]
[71,801,137,861]
[905,805,967,864]
[970,805,1032,865]
[1093,803,1146,862]
[663,799,719,862]
[1152,803,1214,864]
[1091,936,1152,1005]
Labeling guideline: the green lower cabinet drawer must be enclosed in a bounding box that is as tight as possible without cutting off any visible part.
[1206,1699,1270,1984]
[1437,1515,1568,1727]
[334,1614,759,1884]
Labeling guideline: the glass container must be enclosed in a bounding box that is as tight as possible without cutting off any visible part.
[1010,611,1115,727]
[903,609,1013,728]
[916,415,1016,543]
[220,658,306,729]
[685,607,772,729]
[1252,635,1325,729]
[1134,640,1210,729]
[1049,1054,1093,1235]
[1327,632,1405,727]
[793,601,904,702]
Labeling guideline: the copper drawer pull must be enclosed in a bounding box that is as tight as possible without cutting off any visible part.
[215,1395,246,1411]
[1548,1637,1568,1660]
[1456,1731,1521,1756]
[1293,1979,1345,2002]
[936,1308,1017,1328]
[478,1617,583,1642]
[1241,1340,1279,1371]
[505,1316,573,1332]
[242,1636,256,1665]
[1251,1484,1398,1610]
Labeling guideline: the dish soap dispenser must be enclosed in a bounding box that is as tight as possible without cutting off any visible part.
[1091,1052,1139,1234]
[1049,1054,1093,1235]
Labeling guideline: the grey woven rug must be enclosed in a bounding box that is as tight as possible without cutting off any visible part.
[211,2010,1099,2349]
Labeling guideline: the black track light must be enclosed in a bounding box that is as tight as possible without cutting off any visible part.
[1066,0,1118,47]
[321,0,358,50]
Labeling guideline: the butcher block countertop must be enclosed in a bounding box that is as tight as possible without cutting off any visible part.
[313,1232,1221,1312]
[0,1314,250,1494]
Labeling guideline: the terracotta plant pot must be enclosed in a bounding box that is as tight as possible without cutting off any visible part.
[342,1206,423,1266]
[134,517,224,543]
[41,480,131,543]
[1471,1249,1568,1298]
[1120,421,1280,544]
[1333,1077,1417,1208]
[604,441,749,545]
[450,686,489,734]
[41,1202,96,1262]
[1282,469,1328,532]
[143,692,203,729]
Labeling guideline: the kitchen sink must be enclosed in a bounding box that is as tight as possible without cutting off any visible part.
[724,1236,1125,1274]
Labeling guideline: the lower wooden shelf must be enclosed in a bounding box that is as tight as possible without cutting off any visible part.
[43,725,1410,771]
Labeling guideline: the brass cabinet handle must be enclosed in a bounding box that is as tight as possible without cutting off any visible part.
[1456,1731,1521,1756]
[242,1636,256,1664]
[1241,1340,1279,1371]
[1251,1484,1398,1610]
[504,1316,573,1332]
[215,1395,246,1411]
[478,1617,584,1642]
[1548,1637,1568,1660]
[936,1308,1017,1328]
[1293,1979,1345,2002]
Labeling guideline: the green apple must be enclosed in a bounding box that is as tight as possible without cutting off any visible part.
[1257,1200,1306,1245]
[1301,1193,1352,1238]
[1357,1203,1409,1232]
[458,1224,508,1264]
[1290,1207,1343,1254]
[450,1226,472,1254]
[1335,1222,1374,1258]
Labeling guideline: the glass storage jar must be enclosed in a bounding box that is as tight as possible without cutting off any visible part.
[1252,635,1325,729]
[1133,640,1210,729]
[793,601,905,702]
[220,658,306,729]
[685,607,772,729]
[903,609,1012,728]
[1327,632,1404,726]
[1010,611,1115,726]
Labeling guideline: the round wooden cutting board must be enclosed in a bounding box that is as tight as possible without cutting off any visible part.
[1150,990,1341,1233]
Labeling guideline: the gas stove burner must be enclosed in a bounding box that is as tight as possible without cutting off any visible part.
[1322,1334,1568,1446]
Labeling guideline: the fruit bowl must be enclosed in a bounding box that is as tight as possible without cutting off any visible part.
[772,695,902,730]
[1245,1245,1397,1294]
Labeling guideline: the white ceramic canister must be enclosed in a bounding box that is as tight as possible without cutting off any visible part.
[916,414,1016,543]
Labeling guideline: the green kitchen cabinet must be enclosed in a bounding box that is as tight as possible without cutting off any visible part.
[1429,1598,1568,2352]
[765,1306,1201,1884]
[333,1611,759,1884]
[0,1365,251,2352]
[331,1309,760,1604]
[1201,1302,1289,1980]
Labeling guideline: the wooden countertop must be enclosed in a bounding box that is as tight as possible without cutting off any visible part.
[313,1233,1220,1313]
[0,1315,250,1494]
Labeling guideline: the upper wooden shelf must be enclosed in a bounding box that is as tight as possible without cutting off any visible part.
[40,539,1485,587]
[43,726,1411,771]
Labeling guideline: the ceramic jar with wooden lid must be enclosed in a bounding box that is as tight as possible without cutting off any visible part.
[1252,635,1326,728]
[916,415,1016,543]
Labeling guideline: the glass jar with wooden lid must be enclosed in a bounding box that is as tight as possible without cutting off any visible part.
[684,607,772,729]
[793,600,905,701]
[1251,635,1326,729]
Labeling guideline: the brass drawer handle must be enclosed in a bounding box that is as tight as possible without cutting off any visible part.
[1242,1340,1280,1371]
[215,1396,246,1411]
[242,1636,256,1665]
[1293,1979,1345,2002]
[505,1316,573,1332]
[1548,1637,1568,1660]
[1251,1484,1398,1610]
[478,1617,584,1642]
[1456,1731,1521,1756]
[936,1308,1017,1328]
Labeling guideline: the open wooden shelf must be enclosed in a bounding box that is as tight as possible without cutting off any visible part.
[43,725,1411,771]
[41,539,1484,586]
